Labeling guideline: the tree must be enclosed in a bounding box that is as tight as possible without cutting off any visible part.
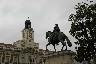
[69,1,96,63]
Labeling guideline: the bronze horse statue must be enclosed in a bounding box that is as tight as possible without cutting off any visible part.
[46,31,72,51]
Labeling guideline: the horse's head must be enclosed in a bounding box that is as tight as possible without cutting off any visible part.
[46,31,51,39]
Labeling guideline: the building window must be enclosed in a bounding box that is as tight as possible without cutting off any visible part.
[33,59,34,62]
[5,63,9,64]
[29,40,31,42]
[22,56,24,59]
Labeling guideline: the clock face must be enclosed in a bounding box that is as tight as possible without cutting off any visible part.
[29,32,32,38]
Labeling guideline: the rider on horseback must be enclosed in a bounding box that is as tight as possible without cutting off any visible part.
[46,24,72,51]
[53,24,60,33]
[53,24,60,45]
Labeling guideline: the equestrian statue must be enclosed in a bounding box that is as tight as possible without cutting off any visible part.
[46,24,72,51]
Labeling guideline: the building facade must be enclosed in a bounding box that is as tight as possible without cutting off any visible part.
[0,19,42,64]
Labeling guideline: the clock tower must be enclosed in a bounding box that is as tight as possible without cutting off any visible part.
[22,17,34,42]
[14,17,39,50]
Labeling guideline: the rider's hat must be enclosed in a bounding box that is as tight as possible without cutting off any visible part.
[55,24,58,26]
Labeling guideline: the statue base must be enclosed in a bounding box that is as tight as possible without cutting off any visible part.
[44,50,75,64]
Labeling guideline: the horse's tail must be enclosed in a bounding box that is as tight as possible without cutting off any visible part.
[63,33,72,47]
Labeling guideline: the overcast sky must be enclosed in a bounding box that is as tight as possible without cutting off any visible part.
[0,0,95,51]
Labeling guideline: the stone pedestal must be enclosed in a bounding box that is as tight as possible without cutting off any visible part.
[44,50,75,64]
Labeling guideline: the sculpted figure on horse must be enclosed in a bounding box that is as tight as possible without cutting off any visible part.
[46,24,72,52]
